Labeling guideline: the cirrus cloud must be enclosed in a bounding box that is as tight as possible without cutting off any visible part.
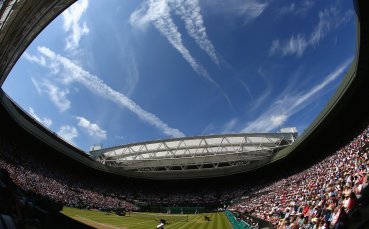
[270,6,353,57]
[243,58,352,132]
[26,46,185,138]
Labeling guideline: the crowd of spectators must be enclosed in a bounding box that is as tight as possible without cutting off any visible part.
[230,126,369,228]
[0,137,136,212]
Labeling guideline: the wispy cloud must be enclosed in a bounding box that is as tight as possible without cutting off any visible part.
[205,0,268,24]
[270,6,353,57]
[130,0,232,107]
[23,52,46,66]
[31,78,71,112]
[173,0,219,66]
[242,59,352,132]
[28,107,53,128]
[62,0,89,50]
[250,85,272,112]
[30,46,184,138]
[310,8,353,45]
[222,118,238,133]
[277,0,314,16]
[299,0,314,14]
[124,53,140,96]
[57,125,78,144]
[277,3,295,16]
[244,66,274,112]
[76,116,107,140]
[24,52,60,74]
[270,34,308,57]
[130,0,208,78]
[201,123,215,135]
[231,0,268,23]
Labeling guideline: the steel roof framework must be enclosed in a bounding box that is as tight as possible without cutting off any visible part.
[92,133,295,172]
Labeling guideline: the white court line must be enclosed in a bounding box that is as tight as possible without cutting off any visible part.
[76,215,120,229]
[122,220,156,226]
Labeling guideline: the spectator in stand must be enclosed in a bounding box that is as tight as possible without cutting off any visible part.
[346,192,358,211]
[333,207,348,229]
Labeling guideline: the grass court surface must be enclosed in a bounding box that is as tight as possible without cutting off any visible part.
[62,207,232,229]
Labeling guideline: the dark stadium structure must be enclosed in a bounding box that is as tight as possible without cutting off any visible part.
[1,0,369,228]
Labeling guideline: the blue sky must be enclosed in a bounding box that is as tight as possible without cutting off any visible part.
[2,0,356,152]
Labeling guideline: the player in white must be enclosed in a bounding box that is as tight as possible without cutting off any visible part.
[157,219,165,229]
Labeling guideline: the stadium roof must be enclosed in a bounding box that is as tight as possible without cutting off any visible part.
[90,132,296,175]
[0,0,368,180]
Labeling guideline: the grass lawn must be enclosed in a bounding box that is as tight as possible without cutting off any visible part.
[62,207,232,229]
